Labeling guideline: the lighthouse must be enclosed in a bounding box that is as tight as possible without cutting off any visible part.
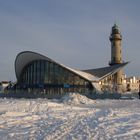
[109,24,123,92]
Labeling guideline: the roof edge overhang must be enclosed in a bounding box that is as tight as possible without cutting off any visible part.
[98,62,129,81]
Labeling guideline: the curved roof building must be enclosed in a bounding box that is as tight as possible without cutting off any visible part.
[15,51,128,94]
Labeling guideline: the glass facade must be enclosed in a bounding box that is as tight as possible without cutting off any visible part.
[18,60,93,93]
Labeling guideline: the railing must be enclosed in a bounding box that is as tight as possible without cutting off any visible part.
[109,60,125,65]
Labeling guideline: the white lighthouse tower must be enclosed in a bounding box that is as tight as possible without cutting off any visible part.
[109,24,123,92]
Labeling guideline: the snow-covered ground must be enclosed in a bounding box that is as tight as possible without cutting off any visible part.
[0,93,140,140]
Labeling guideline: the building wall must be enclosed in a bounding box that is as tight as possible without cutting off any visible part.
[123,77,139,92]
[99,75,116,93]
[0,81,10,92]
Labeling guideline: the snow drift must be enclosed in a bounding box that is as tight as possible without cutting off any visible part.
[61,93,95,105]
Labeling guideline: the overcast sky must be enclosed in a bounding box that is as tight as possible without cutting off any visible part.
[0,0,140,81]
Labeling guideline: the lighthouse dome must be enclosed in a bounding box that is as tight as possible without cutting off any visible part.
[112,23,121,34]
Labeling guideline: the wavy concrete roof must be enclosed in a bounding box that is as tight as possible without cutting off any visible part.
[15,51,98,82]
[83,62,129,80]
[15,51,128,83]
